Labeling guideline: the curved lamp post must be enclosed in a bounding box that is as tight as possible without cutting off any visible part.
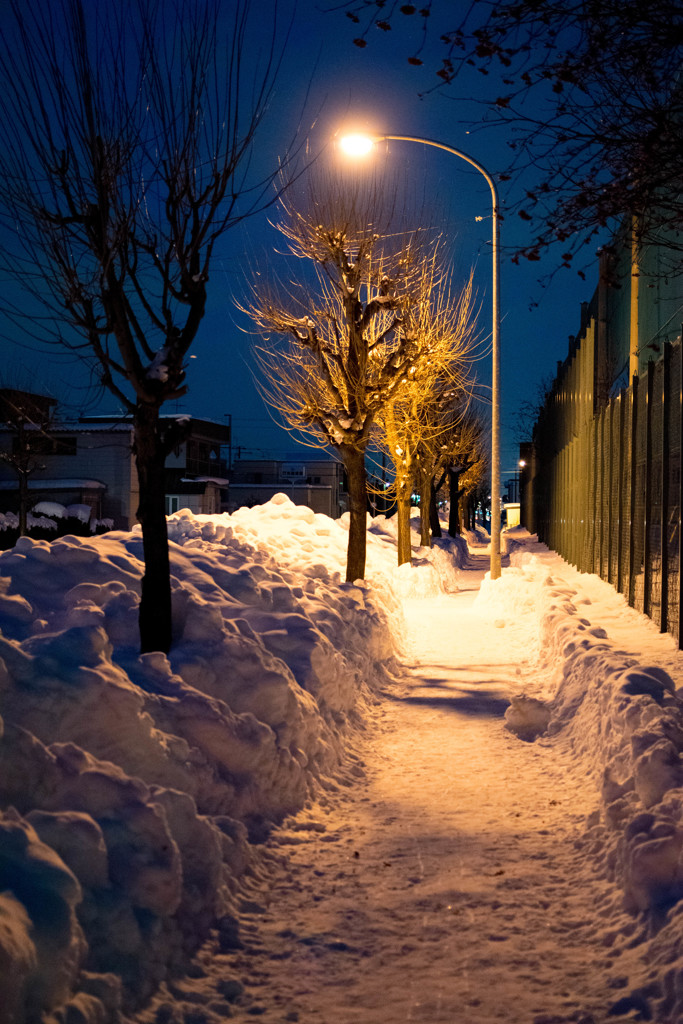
[339,133,501,579]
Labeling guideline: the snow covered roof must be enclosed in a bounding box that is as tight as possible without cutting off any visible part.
[183,476,230,486]
[169,478,229,494]
[0,478,106,490]
[76,413,230,435]
[229,483,333,491]
[0,421,135,434]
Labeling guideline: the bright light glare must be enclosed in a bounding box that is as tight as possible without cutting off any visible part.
[339,134,376,157]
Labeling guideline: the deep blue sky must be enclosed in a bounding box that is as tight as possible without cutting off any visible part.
[210,1,593,481]
[2,1,594,484]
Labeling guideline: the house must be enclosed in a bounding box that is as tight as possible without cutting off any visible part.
[0,394,230,528]
[228,454,348,519]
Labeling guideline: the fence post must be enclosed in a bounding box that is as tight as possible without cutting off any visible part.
[607,400,614,584]
[679,331,683,648]
[597,408,604,575]
[644,360,654,619]
[581,423,589,570]
[628,374,639,608]
[661,343,671,633]
[617,390,626,594]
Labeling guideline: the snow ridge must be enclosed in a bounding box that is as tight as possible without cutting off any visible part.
[0,498,408,1021]
[6,510,683,1022]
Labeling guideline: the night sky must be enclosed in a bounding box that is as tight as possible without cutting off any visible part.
[1,1,595,485]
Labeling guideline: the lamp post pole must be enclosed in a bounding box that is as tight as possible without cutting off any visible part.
[340,133,501,578]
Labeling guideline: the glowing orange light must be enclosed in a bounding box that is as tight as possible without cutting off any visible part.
[339,134,376,157]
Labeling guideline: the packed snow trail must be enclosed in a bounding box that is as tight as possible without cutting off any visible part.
[135,552,643,1024]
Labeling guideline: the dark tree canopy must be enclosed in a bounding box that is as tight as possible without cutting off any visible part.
[333,0,683,266]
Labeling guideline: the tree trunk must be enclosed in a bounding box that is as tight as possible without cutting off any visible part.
[429,480,442,538]
[448,468,462,536]
[18,471,28,537]
[342,447,368,582]
[396,476,412,566]
[464,496,472,531]
[134,403,172,654]
[16,419,29,537]
[419,473,431,547]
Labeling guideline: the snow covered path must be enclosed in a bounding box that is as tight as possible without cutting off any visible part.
[136,553,638,1024]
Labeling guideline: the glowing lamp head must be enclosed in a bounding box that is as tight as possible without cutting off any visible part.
[339,133,376,157]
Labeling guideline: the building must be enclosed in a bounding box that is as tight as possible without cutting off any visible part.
[228,454,347,519]
[0,395,230,528]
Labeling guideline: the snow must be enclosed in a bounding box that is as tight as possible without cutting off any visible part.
[146,347,171,382]
[32,501,66,518]
[3,501,683,1021]
[0,511,59,532]
[64,504,93,523]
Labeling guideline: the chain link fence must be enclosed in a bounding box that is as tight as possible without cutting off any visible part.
[524,335,683,645]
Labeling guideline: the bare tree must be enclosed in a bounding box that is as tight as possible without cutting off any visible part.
[0,390,58,537]
[375,273,478,562]
[379,397,417,566]
[335,0,683,269]
[439,410,488,538]
[247,173,452,581]
[513,372,556,446]
[0,0,294,653]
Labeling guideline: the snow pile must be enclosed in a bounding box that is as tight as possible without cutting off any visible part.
[32,501,68,519]
[536,578,683,915]
[0,495,433,1020]
[503,693,552,741]
[10,500,683,1021]
[481,538,683,931]
[0,808,86,1023]
[365,512,468,597]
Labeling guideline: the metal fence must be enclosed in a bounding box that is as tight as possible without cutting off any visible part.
[526,335,683,644]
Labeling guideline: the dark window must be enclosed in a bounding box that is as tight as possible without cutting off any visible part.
[53,436,77,455]
[12,434,76,456]
[186,438,215,475]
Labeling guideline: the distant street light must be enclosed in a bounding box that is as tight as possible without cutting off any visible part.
[517,459,527,503]
[339,132,502,579]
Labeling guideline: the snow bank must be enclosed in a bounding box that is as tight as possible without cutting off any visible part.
[19,499,683,1018]
[367,512,468,598]
[0,496,463,1019]
[536,578,683,916]
[479,537,683,1020]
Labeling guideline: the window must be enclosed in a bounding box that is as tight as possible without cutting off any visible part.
[186,439,213,475]
[53,436,77,455]
[165,495,180,515]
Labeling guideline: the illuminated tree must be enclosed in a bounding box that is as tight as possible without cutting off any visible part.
[439,410,488,538]
[0,0,292,653]
[247,174,453,581]
[375,274,478,563]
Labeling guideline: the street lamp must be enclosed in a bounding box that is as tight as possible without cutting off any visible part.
[518,458,527,511]
[339,132,502,579]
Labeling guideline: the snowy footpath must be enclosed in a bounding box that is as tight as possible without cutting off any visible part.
[133,544,683,1024]
[5,502,683,1023]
